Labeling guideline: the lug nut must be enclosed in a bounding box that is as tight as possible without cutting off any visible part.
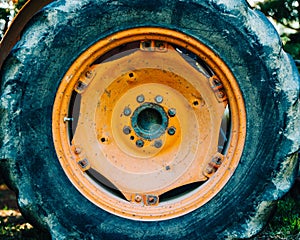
[155,95,163,103]
[123,107,132,116]
[168,127,176,136]
[154,140,163,148]
[168,108,176,117]
[136,139,144,148]
[123,126,131,135]
[136,95,145,103]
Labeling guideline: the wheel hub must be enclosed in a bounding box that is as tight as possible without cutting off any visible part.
[131,102,168,141]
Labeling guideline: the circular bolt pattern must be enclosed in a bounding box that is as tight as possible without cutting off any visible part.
[123,126,131,135]
[168,108,176,117]
[154,140,163,148]
[136,139,144,148]
[124,107,132,116]
[155,95,163,103]
[136,95,145,103]
[168,127,176,136]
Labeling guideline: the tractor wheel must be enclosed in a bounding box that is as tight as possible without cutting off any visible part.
[1,0,299,239]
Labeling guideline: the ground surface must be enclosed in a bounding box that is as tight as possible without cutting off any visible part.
[0,177,300,239]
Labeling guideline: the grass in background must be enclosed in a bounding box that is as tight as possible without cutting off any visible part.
[254,195,300,239]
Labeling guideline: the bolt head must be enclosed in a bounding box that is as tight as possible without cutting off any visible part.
[155,95,163,103]
[123,126,131,135]
[136,139,144,148]
[135,195,142,203]
[85,70,93,78]
[154,140,163,148]
[147,195,158,205]
[205,166,214,174]
[168,108,176,117]
[78,158,89,168]
[74,147,82,154]
[136,95,145,103]
[217,91,225,99]
[168,127,176,136]
[123,107,132,116]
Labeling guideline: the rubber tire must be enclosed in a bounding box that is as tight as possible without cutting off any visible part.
[1,0,299,239]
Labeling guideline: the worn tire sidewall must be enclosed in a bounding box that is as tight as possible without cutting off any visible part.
[1,0,298,239]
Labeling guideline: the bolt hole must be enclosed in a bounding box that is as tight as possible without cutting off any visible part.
[137,108,163,132]
[101,137,106,143]
[129,73,134,78]
[193,101,199,106]
[130,136,135,140]
[143,41,151,48]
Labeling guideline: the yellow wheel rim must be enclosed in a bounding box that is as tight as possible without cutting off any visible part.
[52,27,246,220]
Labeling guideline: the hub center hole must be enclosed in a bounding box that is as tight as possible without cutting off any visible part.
[137,108,163,132]
[131,103,168,140]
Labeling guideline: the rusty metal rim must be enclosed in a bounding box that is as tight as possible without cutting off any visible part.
[52,27,246,220]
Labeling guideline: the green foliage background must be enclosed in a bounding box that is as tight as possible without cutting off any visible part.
[257,0,300,60]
